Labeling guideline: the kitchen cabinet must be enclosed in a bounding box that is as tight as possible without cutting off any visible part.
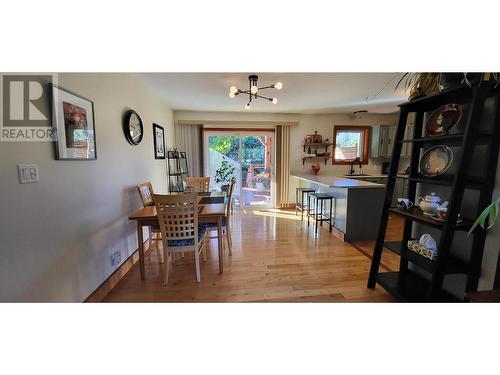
[371,125,397,158]
[385,126,397,158]
[401,123,415,157]
[393,179,405,206]
[372,124,415,159]
[390,178,409,206]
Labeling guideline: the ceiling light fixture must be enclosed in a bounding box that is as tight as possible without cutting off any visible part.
[353,110,368,119]
[229,75,282,109]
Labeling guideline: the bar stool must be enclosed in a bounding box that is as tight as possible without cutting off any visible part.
[295,187,318,221]
[307,193,336,234]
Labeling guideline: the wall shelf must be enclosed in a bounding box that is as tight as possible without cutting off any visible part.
[302,156,333,165]
[303,142,333,153]
[392,174,485,190]
[388,207,472,231]
[400,134,464,144]
[376,271,464,302]
[399,84,473,112]
[384,241,469,274]
[400,133,491,146]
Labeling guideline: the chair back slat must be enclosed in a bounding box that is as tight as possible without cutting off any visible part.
[137,181,154,207]
[153,194,199,243]
[226,180,236,218]
[186,177,210,193]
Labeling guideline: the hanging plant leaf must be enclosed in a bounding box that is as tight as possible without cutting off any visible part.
[468,198,500,235]
[487,202,498,230]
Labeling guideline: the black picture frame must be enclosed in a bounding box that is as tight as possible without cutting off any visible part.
[153,123,166,159]
[50,84,97,160]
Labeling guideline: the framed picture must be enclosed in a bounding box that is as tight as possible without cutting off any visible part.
[50,84,97,160]
[153,123,165,159]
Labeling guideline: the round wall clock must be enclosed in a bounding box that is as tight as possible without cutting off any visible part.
[123,109,144,145]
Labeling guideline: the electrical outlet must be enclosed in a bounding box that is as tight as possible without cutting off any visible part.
[111,250,121,267]
[17,164,40,184]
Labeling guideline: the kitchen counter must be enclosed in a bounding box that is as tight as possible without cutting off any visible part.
[292,173,385,189]
[346,174,409,179]
[291,173,385,242]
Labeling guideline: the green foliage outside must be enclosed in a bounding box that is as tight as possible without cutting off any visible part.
[208,135,266,164]
[209,135,239,161]
[209,135,270,190]
[336,131,361,147]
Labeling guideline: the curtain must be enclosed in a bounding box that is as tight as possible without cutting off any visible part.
[175,124,203,177]
[275,125,291,208]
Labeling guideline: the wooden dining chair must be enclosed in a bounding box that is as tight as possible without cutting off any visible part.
[137,181,163,262]
[202,180,235,256]
[186,177,210,193]
[153,193,207,285]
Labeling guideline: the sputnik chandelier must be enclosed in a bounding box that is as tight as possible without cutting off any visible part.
[228,75,283,110]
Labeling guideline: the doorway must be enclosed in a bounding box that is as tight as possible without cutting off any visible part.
[203,129,275,208]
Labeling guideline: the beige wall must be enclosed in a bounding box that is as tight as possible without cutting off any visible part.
[175,110,400,172]
[175,110,401,201]
[0,73,174,301]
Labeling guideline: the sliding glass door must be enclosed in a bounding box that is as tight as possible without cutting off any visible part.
[204,129,274,208]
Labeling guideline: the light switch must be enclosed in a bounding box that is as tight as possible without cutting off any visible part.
[17,164,40,184]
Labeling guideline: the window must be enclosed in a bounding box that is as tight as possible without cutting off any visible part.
[332,126,371,165]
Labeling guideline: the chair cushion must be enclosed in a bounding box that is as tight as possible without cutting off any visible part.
[199,217,227,230]
[166,226,206,247]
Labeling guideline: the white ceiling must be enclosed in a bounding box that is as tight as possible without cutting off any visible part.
[135,73,408,114]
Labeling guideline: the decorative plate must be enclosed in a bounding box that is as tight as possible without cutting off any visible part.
[419,145,453,177]
[425,103,461,136]
[430,214,462,223]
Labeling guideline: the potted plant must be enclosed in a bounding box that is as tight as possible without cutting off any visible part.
[397,73,500,101]
[252,171,270,191]
[396,73,440,101]
[214,156,236,193]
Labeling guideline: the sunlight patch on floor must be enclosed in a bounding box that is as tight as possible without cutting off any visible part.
[250,209,302,221]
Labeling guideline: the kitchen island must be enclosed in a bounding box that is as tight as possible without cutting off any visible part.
[292,173,385,241]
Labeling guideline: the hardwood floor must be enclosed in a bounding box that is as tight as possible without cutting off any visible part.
[102,208,394,302]
[351,214,405,272]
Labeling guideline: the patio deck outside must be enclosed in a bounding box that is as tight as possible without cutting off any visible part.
[206,134,272,207]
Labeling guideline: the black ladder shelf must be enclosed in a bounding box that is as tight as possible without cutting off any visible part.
[167,150,189,192]
[367,82,500,302]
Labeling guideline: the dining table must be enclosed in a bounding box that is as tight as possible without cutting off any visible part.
[128,191,227,280]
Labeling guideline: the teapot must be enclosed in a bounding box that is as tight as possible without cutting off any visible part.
[417,192,448,216]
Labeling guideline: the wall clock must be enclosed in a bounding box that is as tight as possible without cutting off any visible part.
[123,109,144,145]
